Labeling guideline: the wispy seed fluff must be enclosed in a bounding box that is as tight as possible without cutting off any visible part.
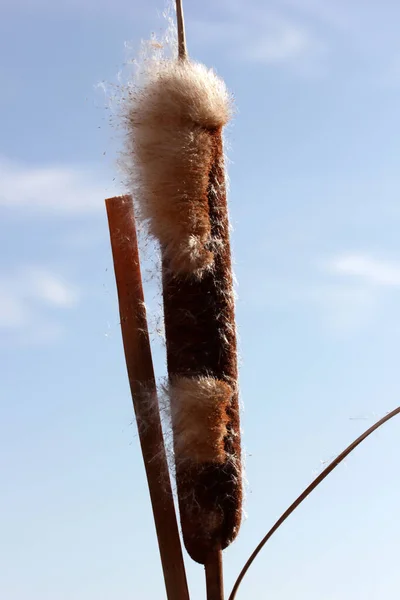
[170,376,232,464]
[125,58,232,276]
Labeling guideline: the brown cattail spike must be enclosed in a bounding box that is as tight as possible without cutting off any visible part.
[162,125,242,562]
[124,15,242,566]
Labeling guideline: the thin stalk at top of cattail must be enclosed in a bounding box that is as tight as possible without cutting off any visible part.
[176,0,187,60]
[124,1,242,565]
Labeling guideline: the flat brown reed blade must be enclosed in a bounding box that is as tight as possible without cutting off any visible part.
[105,195,189,600]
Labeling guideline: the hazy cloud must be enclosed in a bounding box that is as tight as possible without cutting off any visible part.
[0,266,79,345]
[329,254,400,287]
[0,157,119,216]
[190,4,323,72]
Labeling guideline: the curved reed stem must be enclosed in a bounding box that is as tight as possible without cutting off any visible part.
[228,406,400,600]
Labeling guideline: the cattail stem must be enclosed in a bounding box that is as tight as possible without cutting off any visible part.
[176,0,187,59]
[205,548,224,600]
[105,195,190,600]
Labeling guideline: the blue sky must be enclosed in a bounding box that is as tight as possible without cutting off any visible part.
[1,0,400,598]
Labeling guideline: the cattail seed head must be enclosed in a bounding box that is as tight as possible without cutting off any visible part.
[124,30,242,564]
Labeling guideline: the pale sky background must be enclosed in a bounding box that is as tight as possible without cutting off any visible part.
[1,0,400,598]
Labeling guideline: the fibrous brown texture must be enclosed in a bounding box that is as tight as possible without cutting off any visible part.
[126,59,231,276]
[162,130,242,563]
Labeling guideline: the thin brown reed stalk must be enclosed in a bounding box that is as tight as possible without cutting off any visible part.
[105,195,190,600]
[228,405,400,600]
[176,0,187,60]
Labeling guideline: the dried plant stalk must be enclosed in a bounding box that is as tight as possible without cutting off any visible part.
[105,195,189,600]
[228,405,400,600]
[205,547,224,600]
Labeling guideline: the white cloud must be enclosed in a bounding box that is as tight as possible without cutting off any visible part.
[329,254,400,286]
[27,268,79,308]
[244,252,400,335]
[1,0,147,16]
[191,2,323,71]
[251,276,378,335]
[305,283,378,334]
[309,253,400,333]
[193,0,400,82]
[280,0,350,31]
[0,157,120,215]
[0,267,79,345]
[242,19,317,65]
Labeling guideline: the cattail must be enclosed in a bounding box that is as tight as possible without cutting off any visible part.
[123,3,242,566]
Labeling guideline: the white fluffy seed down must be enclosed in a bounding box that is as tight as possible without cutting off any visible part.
[126,59,232,276]
[169,375,233,463]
